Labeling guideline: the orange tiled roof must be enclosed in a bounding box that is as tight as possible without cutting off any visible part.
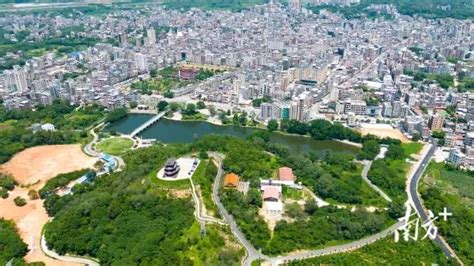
[224,173,239,187]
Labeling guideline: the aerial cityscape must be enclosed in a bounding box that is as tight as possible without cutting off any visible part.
[0,0,473,265]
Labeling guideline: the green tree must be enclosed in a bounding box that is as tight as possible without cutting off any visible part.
[0,219,28,264]
[386,144,405,160]
[184,103,197,115]
[163,90,174,98]
[14,196,27,207]
[359,139,380,160]
[149,68,158,78]
[157,101,169,112]
[267,119,279,132]
[239,112,248,126]
[432,130,446,139]
[105,107,128,123]
[196,101,206,109]
[169,102,181,112]
[304,201,318,215]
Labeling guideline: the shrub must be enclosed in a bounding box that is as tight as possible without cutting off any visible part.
[0,188,9,199]
[28,189,39,200]
[0,174,17,191]
[14,197,27,207]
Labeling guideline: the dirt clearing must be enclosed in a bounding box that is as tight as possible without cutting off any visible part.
[359,123,410,143]
[1,144,96,186]
[0,144,96,265]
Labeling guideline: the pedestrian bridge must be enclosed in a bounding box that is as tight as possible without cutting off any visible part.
[130,113,164,138]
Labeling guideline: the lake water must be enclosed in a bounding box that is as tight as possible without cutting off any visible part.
[107,114,359,156]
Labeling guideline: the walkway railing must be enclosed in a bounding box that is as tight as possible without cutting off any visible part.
[130,112,164,138]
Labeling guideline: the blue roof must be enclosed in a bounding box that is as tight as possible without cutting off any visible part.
[101,154,112,162]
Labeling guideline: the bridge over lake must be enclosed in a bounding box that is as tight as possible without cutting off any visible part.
[129,112,164,138]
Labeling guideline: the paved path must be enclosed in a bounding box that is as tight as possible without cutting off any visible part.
[361,160,392,202]
[129,112,165,138]
[407,142,463,265]
[41,235,99,266]
[41,122,128,266]
[209,152,268,265]
[209,152,403,266]
[189,170,227,226]
[83,123,125,171]
[268,221,403,265]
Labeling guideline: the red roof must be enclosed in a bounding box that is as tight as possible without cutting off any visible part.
[279,167,295,182]
[263,186,280,200]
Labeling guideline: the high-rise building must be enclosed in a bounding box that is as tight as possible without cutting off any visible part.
[290,101,299,120]
[428,114,445,131]
[134,53,148,72]
[5,67,28,93]
[297,96,305,121]
[344,99,367,115]
[147,28,156,46]
[391,100,402,117]
[260,103,273,120]
[119,31,128,47]
[382,102,392,117]
[405,92,416,108]
[467,94,474,122]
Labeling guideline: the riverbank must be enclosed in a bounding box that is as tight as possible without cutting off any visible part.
[107,114,361,156]
[166,113,363,147]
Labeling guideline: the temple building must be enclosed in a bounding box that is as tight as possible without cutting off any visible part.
[163,159,180,178]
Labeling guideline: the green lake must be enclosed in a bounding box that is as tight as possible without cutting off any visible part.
[107,114,359,156]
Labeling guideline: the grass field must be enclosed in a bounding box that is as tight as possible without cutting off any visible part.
[96,137,133,156]
[423,162,474,206]
[401,142,423,158]
[148,169,191,190]
[421,162,474,263]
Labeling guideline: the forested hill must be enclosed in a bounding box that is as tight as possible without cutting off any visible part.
[308,0,473,20]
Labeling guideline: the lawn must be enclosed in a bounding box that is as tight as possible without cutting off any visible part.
[96,137,133,156]
[401,142,423,158]
[282,187,303,201]
[423,162,474,206]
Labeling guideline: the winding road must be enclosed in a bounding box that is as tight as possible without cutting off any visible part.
[83,122,126,171]
[407,143,463,265]
[40,122,127,266]
[209,152,403,266]
[41,235,99,266]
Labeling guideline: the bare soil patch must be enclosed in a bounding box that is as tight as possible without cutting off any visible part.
[360,127,410,143]
[0,144,96,265]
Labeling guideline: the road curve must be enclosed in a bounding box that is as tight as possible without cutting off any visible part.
[209,152,404,266]
[40,121,124,266]
[41,235,99,266]
[407,143,463,265]
[83,122,126,171]
[269,221,403,265]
